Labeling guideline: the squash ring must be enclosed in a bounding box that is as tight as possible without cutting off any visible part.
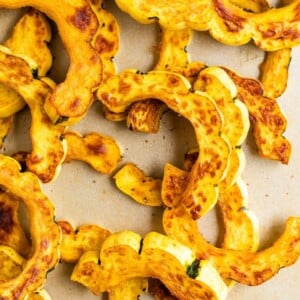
[97,69,231,220]
[0,155,60,299]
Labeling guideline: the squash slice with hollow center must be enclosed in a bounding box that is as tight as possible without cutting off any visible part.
[0,155,60,299]
[97,69,230,220]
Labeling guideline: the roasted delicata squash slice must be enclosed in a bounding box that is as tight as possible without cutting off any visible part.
[58,220,111,264]
[72,231,229,300]
[163,205,300,285]
[194,66,249,187]
[162,163,189,208]
[155,28,193,72]
[97,69,230,219]
[0,155,60,298]
[89,0,122,123]
[0,48,67,182]
[0,191,31,257]
[115,0,300,50]
[218,178,259,252]
[259,48,292,98]
[114,163,163,207]
[64,131,121,174]
[90,0,120,80]
[224,67,291,164]
[0,0,102,124]
[0,10,54,153]
[0,9,53,120]
[12,130,121,176]
[4,8,52,77]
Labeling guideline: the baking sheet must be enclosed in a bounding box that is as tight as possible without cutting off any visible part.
[1,0,300,299]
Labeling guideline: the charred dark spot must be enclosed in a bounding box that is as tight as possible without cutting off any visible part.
[276,142,290,164]
[148,16,159,21]
[108,22,115,33]
[87,142,107,154]
[148,278,174,299]
[40,239,49,249]
[168,75,181,87]
[0,202,14,234]
[29,154,42,164]
[69,98,81,112]
[282,27,300,41]
[60,224,72,235]
[293,3,300,22]
[190,204,202,220]
[31,68,39,79]
[11,151,28,172]
[70,7,92,31]
[94,36,115,54]
[213,0,245,32]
